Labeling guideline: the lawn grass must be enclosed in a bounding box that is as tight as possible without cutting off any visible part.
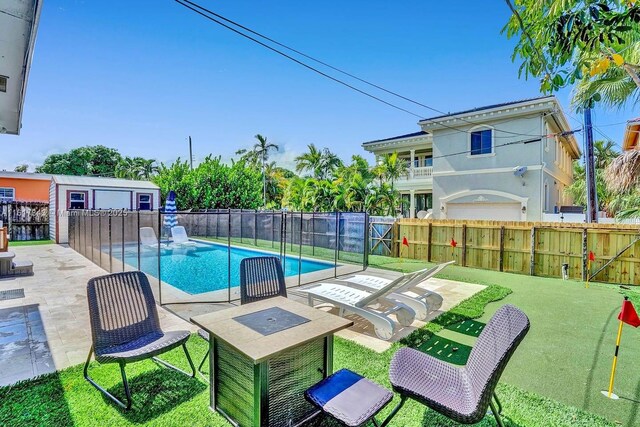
[7,240,53,247]
[0,277,619,427]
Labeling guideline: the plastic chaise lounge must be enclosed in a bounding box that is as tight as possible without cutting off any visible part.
[84,271,196,410]
[304,304,530,427]
[139,227,167,249]
[387,304,530,427]
[170,226,197,246]
[196,256,287,377]
[299,272,424,340]
[337,261,454,320]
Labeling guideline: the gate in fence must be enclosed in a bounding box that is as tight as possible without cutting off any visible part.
[369,216,395,256]
[0,202,50,241]
[68,209,369,304]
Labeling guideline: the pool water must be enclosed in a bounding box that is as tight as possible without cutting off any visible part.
[115,241,333,295]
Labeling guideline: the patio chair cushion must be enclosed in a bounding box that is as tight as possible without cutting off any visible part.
[390,347,477,419]
[305,369,393,427]
[95,330,190,364]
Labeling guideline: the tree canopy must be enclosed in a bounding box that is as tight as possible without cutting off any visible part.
[504,0,640,108]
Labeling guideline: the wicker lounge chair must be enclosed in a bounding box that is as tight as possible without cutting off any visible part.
[197,256,288,376]
[386,304,530,427]
[84,271,196,410]
[337,261,454,320]
[170,226,197,246]
[300,272,423,340]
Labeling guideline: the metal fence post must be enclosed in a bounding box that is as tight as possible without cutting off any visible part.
[298,212,303,286]
[158,208,162,305]
[228,209,232,302]
[282,212,287,272]
[334,212,339,278]
[363,213,369,269]
[254,210,258,247]
[311,212,315,256]
[98,212,102,267]
[122,213,125,272]
[137,210,141,270]
[90,211,94,263]
[108,215,112,273]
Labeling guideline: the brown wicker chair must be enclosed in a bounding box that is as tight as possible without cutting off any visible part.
[197,256,287,376]
[84,271,195,410]
[386,304,530,427]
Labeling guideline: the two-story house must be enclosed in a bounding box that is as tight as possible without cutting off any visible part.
[363,96,581,221]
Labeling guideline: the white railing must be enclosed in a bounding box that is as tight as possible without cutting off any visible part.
[404,166,433,179]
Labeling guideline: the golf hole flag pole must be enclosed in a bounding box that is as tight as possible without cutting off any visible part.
[450,238,457,260]
[602,296,640,400]
[402,236,409,257]
[586,251,595,289]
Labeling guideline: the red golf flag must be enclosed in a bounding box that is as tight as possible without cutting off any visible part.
[619,299,640,328]
[402,236,409,247]
[450,238,457,248]
[589,251,596,262]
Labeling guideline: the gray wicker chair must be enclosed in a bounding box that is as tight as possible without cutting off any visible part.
[386,304,530,427]
[196,256,287,376]
[84,271,196,410]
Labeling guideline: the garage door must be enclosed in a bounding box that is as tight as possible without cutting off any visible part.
[94,190,131,209]
[446,202,521,221]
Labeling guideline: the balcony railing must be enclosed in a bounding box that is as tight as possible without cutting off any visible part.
[403,166,433,180]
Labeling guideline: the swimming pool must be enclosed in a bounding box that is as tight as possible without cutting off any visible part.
[115,240,334,295]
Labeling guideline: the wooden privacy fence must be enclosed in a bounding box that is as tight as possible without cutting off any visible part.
[393,219,640,285]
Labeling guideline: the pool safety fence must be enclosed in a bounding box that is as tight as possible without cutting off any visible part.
[68,209,369,304]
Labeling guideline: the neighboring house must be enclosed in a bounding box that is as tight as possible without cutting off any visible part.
[49,175,161,244]
[0,171,52,202]
[0,0,43,135]
[363,96,581,221]
[622,117,640,151]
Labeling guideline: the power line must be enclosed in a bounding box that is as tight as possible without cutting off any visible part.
[175,0,553,138]
[174,0,425,119]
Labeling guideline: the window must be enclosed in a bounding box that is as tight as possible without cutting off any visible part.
[0,188,15,202]
[0,76,7,93]
[137,193,152,210]
[68,191,87,209]
[423,157,433,167]
[470,129,493,155]
[414,159,420,168]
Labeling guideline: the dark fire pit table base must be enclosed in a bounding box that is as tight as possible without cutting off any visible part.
[192,297,353,427]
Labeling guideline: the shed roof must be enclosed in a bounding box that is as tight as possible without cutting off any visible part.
[0,171,52,180]
[51,175,159,189]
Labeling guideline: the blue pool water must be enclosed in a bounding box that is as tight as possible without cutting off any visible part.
[115,241,333,295]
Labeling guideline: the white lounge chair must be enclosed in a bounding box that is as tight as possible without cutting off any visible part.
[171,226,197,246]
[139,227,167,249]
[300,272,425,340]
[339,261,454,321]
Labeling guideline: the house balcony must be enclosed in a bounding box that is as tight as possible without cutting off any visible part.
[396,166,433,192]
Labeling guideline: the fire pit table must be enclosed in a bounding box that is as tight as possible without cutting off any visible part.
[191,296,353,427]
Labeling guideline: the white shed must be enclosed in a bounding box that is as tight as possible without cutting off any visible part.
[49,175,161,243]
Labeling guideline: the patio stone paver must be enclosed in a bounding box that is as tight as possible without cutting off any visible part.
[0,244,196,386]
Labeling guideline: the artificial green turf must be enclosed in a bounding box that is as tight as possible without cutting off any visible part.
[6,239,53,247]
[444,319,486,337]
[417,335,472,365]
[369,255,640,427]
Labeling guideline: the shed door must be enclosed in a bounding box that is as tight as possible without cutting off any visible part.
[93,190,131,209]
[447,202,521,221]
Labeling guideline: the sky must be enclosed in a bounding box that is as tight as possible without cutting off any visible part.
[1,0,634,172]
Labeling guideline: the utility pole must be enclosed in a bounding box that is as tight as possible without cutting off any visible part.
[188,136,193,170]
[583,108,598,223]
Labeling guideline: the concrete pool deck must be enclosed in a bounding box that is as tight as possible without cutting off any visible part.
[0,244,484,385]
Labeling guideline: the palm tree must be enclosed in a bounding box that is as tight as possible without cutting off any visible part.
[380,152,408,190]
[594,140,619,169]
[318,148,342,180]
[295,144,323,178]
[605,150,640,192]
[135,158,158,180]
[253,134,279,207]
